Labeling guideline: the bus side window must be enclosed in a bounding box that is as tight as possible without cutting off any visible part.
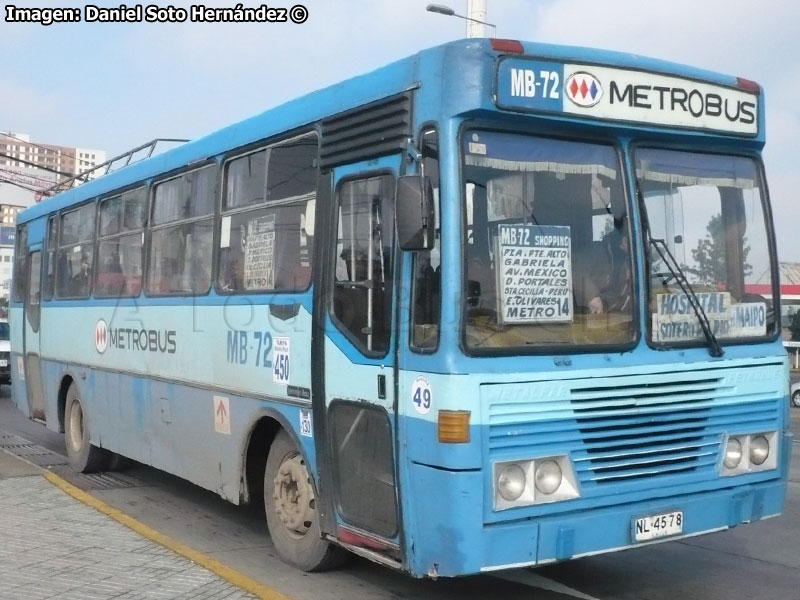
[96,187,146,298]
[43,217,57,301]
[411,128,441,351]
[218,133,317,293]
[147,166,215,296]
[12,225,27,303]
[56,203,96,299]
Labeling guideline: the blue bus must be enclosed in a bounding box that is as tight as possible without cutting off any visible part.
[11,38,790,577]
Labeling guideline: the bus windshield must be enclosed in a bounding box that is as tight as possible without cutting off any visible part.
[0,322,8,341]
[463,131,636,351]
[636,149,776,345]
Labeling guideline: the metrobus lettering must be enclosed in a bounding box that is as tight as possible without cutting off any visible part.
[609,81,756,125]
[107,328,176,353]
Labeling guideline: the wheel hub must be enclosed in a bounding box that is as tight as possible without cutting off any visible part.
[273,454,315,535]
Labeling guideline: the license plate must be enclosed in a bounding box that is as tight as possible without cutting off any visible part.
[0,360,7,367]
[634,510,683,542]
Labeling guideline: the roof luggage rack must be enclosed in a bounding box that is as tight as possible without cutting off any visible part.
[45,138,188,195]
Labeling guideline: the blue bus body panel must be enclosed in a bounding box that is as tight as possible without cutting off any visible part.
[35,357,315,503]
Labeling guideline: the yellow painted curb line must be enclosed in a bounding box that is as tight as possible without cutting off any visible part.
[43,470,291,600]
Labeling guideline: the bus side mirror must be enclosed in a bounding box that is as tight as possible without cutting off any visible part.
[396,175,434,251]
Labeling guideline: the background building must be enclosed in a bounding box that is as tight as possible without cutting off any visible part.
[0,132,106,185]
[0,131,106,299]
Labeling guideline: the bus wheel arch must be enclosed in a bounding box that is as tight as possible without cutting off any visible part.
[241,411,320,507]
[242,414,282,507]
[57,374,75,434]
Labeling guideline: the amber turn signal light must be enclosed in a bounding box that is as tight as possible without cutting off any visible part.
[437,410,471,443]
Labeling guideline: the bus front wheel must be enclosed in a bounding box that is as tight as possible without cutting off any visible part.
[64,383,111,473]
[264,430,346,572]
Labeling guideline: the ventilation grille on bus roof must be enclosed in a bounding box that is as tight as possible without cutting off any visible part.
[319,92,412,169]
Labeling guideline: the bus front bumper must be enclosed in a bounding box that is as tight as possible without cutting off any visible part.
[405,448,789,577]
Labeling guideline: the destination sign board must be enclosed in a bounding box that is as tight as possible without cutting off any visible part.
[496,58,758,135]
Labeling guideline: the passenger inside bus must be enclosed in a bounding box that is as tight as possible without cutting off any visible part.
[96,250,126,297]
[71,254,92,297]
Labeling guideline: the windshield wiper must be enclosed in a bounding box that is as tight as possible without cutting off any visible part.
[638,188,724,358]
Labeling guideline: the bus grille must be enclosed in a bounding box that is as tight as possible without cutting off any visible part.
[483,363,784,494]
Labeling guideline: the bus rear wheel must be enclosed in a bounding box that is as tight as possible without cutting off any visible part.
[264,430,346,572]
[64,383,111,473]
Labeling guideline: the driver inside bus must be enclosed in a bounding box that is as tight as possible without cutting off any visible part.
[587,225,632,315]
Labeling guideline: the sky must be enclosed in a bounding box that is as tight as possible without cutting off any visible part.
[2,0,798,260]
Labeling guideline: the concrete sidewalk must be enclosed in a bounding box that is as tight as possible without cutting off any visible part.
[0,450,258,600]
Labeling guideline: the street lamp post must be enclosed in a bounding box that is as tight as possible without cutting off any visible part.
[426,2,496,38]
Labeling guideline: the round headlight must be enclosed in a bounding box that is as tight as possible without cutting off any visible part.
[497,464,526,501]
[750,435,770,466]
[534,460,562,495]
[724,437,743,469]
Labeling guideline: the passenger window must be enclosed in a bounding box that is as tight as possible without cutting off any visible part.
[56,203,95,299]
[12,226,27,303]
[43,216,57,300]
[411,128,441,351]
[332,174,395,355]
[96,187,146,298]
[218,134,317,293]
[27,251,41,332]
[224,150,267,210]
[147,166,215,295]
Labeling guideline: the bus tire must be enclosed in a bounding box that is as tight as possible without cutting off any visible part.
[264,430,347,572]
[64,383,110,473]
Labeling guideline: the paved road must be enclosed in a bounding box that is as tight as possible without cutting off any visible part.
[1,386,799,600]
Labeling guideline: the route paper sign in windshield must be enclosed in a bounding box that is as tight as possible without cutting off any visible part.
[496,224,572,325]
[653,292,766,342]
[244,213,275,290]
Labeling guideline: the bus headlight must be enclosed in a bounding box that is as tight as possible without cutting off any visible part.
[723,437,743,469]
[534,460,562,495]
[493,455,579,510]
[497,464,526,501]
[749,435,770,466]
[721,431,778,476]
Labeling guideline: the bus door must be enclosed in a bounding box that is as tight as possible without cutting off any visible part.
[313,155,402,549]
[23,246,45,421]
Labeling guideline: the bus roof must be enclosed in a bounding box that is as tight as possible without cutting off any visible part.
[18,38,762,225]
